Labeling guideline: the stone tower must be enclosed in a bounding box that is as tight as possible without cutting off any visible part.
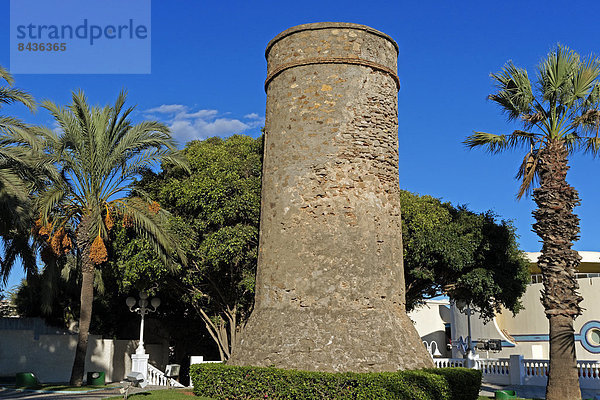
[228,22,433,372]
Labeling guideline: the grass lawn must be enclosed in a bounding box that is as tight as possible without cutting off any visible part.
[105,389,211,399]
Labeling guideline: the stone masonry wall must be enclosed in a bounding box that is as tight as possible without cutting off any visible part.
[228,22,433,372]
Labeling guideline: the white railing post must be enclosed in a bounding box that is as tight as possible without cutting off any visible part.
[509,354,524,385]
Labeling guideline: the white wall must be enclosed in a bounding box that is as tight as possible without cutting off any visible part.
[0,320,168,383]
[408,300,451,358]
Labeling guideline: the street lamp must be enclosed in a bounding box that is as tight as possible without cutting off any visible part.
[459,303,477,367]
[463,305,474,355]
[126,291,160,355]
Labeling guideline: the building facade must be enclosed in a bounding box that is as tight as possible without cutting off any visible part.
[410,251,600,361]
[450,251,600,360]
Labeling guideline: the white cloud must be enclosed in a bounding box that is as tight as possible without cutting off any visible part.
[144,104,262,144]
[177,109,218,120]
[243,113,265,129]
[145,104,188,114]
[244,113,261,120]
[168,120,199,143]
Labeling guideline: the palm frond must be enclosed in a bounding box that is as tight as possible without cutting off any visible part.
[581,82,600,109]
[471,45,600,199]
[94,268,105,294]
[563,132,584,154]
[0,65,15,86]
[583,137,600,156]
[0,87,36,111]
[538,45,578,104]
[36,90,189,279]
[0,66,44,299]
[35,184,69,223]
[0,116,30,136]
[489,62,534,121]
[515,150,540,199]
[0,66,35,112]
[0,232,37,284]
[573,109,600,130]
[567,55,600,106]
[117,197,186,269]
[464,131,537,154]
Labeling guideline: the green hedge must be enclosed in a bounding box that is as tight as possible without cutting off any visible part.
[424,368,482,400]
[190,363,481,400]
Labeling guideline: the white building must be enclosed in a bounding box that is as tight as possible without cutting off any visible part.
[408,299,452,358]
[411,251,600,361]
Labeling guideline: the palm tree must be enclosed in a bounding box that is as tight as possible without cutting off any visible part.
[465,45,600,400]
[0,65,46,283]
[37,90,187,386]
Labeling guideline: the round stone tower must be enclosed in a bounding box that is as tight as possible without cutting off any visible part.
[228,22,433,372]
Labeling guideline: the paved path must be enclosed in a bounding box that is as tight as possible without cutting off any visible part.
[480,382,600,399]
[0,386,165,399]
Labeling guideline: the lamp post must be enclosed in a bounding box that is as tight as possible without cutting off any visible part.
[126,292,160,378]
[460,303,476,368]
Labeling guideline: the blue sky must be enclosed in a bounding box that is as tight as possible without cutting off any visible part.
[2,0,600,290]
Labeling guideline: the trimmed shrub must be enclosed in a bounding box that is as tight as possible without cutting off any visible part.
[424,368,482,400]
[190,363,482,400]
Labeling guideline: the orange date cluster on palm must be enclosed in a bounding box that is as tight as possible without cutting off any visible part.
[148,201,160,214]
[90,234,108,265]
[532,141,583,318]
[122,213,134,228]
[33,219,73,260]
[104,209,114,231]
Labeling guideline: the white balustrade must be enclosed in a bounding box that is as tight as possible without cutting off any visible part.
[433,358,465,368]
[475,358,510,385]
[523,359,548,386]
[146,363,185,387]
[434,356,600,390]
[579,361,600,389]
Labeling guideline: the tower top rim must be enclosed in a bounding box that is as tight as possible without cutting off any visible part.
[265,22,399,58]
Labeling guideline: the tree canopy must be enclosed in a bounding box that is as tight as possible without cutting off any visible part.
[401,190,529,319]
[137,135,261,360]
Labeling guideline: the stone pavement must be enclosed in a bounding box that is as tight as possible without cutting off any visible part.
[0,386,165,399]
[480,382,600,399]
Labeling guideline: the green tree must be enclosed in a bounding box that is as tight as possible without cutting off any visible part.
[13,134,261,364]
[36,90,187,386]
[132,135,262,361]
[401,190,529,319]
[465,45,600,400]
[0,65,47,282]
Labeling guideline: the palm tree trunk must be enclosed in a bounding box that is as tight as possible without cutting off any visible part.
[547,314,580,399]
[69,217,94,386]
[532,140,583,400]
